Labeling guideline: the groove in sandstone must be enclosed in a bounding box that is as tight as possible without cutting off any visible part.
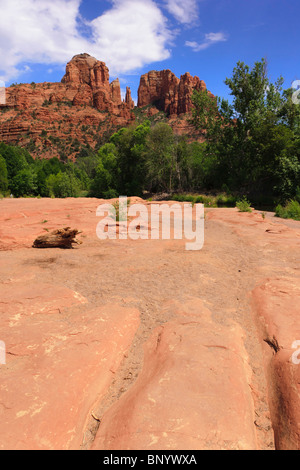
[82,219,276,450]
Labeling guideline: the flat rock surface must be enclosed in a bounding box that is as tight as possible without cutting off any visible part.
[0,198,299,450]
[92,299,257,450]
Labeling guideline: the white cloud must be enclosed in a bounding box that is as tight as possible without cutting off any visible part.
[185,31,228,51]
[164,0,199,25]
[89,0,174,75]
[0,0,87,81]
[0,0,174,81]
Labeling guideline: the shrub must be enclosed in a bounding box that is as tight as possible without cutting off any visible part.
[275,200,300,221]
[172,194,195,203]
[216,193,237,207]
[103,188,119,199]
[195,195,216,207]
[236,197,252,212]
[111,198,130,221]
[171,193,218,207]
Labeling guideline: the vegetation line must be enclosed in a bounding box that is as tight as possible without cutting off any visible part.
[1,59,299,219]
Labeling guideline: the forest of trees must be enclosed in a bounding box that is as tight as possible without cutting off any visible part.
[0,120,211,198]
[0,59,299,216]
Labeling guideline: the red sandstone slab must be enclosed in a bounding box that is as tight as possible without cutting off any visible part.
[206,208,300,248]
[0,197,148,250]
[252,277,300,450]
[92,299,258,450]
[0,198,98,250]
[0,281,87,318]
[0,280,140,450]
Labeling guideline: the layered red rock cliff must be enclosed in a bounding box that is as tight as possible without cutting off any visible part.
[4,54,133,118]
[0,54,210,159]
[0,54,136,159]
[138,69,207,116]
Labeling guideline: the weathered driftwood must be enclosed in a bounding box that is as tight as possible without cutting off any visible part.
[33,227,82,249]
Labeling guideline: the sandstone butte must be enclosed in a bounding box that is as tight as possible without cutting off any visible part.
[0,197,299,450]
[0,53,208,160]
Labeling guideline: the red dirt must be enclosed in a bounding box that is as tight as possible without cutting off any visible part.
[0,198,299,450]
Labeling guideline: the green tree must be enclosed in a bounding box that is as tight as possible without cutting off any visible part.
[190,58,300,201]
[0,143,29,180]
[185,141,217,190]
[0,155,8,193]
[36,168,48,197]
[90,161,117,198]
[75,146,100,179]
[144,122,175,192]
[10,168,37,197]
[46,172,81,198]
[41,157,64,177]
[110,121,150,195]
[280,87,300,137]
[89,142,119,198]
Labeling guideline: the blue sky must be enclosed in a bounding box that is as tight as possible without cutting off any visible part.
[0,0,299,103]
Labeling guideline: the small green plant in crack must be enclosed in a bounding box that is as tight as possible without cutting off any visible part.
[236,197,252,213]
[111,198,131,222]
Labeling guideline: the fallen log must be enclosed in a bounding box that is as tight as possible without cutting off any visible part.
[33,227,82,249]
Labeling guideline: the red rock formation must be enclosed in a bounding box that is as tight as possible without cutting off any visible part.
[124,86,134,109]
[177,72,207,114]
[138,69,179,114]
[61,53,110,91]
[0,54,135,159]
[0,54,211,159]
[61,54,125,113]
[110,79,122,104]
[137,69,208,116]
